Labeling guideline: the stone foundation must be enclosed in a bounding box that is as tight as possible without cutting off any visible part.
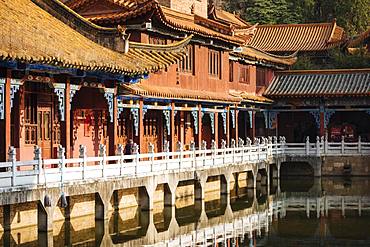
[322,156,370,176]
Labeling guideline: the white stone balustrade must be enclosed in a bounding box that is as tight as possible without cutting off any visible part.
[0,136,369,189]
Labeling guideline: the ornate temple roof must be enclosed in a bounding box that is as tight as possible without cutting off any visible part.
[231,46,297,67]
[121,83,242,103]
[229,90,273,104]
[65,0,255,45]
[207,5,250,28]
[264,69,370,98]
[0,0,190,76]
[248,20,345,53]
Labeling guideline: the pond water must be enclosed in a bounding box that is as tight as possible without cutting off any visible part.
[2,177,370,246]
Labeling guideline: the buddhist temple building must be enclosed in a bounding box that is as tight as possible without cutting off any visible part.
[1,0,368,162]
[0,0,191,161]
[63,0,298,154]
[264,69,370,142]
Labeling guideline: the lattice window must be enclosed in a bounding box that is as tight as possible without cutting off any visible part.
[179,45,194,74]
[239,65,250,84]
[256,67,267,87]
[209,49,221,78]
[229,61,234,82]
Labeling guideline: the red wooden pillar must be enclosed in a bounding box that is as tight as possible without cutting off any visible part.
[197,104,202,148]
[170,102,175,152]
[319,111,325,137]
[226,107,230,146]
[139,99,144,151]
[235,108,239,142]
[251,111,256,139]
[63,80,71,158]
[214,112,219,147]
[4,69,11,159]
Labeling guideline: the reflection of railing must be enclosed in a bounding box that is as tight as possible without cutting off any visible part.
[146,195,370,247]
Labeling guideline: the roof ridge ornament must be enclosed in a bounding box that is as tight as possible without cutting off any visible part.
[118,25,131,54]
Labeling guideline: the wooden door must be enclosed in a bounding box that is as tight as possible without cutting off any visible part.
[37,106,52,159]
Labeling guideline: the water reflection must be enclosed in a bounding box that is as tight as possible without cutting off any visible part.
[2,177,370,246]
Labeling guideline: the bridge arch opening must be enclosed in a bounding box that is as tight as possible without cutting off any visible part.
[281,162,314,177]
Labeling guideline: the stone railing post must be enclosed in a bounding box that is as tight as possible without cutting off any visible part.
[133,143,139,175]
[57,145,66,184]
[99,144,107,178]
[148,143,155,172]
[231,139,236,164]
[268,136,272,156]
[256,138,261,161]
[176,141,183,169]
[163,141,170,170]
[246,137,252,161]
[273,136,278,155]
[8,146,16,186]
[221,139,226,164]
[324,133,329,154]
[358,136,362,154]
[201,140,207,167]
[34,146,42,184]
[341,136,345,154]
[190,141,196,168]
[305,136,310,155]
[321,136,325,154]
[211,140,216,166]
[239,138,244,162]
[280,136,286,154]
[79,145,87,179]
[316,136,321,156]
[117,144,124,175]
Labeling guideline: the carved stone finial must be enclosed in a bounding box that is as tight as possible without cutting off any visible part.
[34,145,42,160]
[163,141,170,153]
[117,144,124,156]
[190,141,195,151]
[221,139,227,149]
[211,140,216,150]
[79,145,87,158]
[176,141,183,152]
[7,146,16,162]
[133,143,139,154]
[246,138,252,146]
[201,140,207,150]
[99,144,106,157]
[231,139,236,148]
[238,138,244,147]
[148,143,155,153]
[57,145,65,159]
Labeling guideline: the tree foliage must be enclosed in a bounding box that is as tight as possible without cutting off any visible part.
[223,0,370,35]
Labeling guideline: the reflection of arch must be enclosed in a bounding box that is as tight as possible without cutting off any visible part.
[328,216,370,240]
[277,212,319,238]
